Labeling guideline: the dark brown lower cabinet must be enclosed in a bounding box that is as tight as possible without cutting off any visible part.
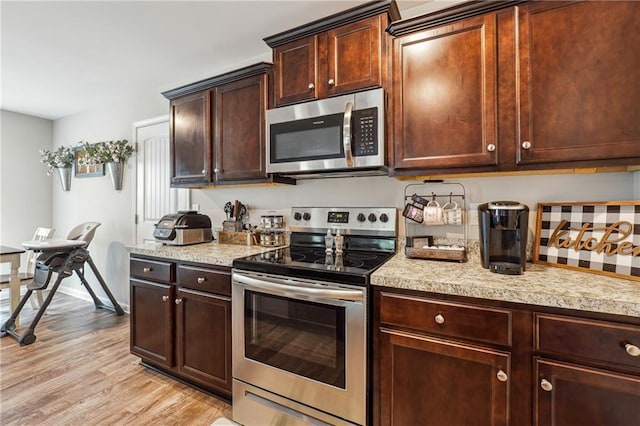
[379,328,510,426]
[374,287,640,426]
[535,359,640,426]
[175,287,231,392]
[129,255,231,399]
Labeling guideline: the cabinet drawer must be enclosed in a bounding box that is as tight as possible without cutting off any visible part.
[177,265,231,296]
[536,314,640,371]
[379,291,512,347]
[130,258,175,283]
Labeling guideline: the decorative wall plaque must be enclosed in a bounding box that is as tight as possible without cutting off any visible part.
[534,201,640,282]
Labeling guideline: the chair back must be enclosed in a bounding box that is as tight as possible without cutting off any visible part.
[25,227,55,273]
[66,222,101,247]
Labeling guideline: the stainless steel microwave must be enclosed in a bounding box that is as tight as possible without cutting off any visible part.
[266,88,386,177]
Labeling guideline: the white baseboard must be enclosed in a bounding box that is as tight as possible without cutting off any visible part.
[57,286,130,314]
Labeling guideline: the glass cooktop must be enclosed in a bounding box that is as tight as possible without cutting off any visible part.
[233,245,395,286]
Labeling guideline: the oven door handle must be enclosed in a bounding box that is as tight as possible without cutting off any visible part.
[233,272,364,302]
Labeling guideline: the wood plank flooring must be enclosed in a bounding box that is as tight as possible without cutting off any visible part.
[0,291,232,425]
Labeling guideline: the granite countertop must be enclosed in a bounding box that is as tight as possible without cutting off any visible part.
[371,253,640,317]
[127,241,276,267]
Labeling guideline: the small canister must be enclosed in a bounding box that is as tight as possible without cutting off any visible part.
[260,214,284,229]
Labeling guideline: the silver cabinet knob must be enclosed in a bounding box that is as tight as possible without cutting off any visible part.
[308,83,315,90]
[214,168,220,173]
[487,144,496,152]
[434,314,445,324]
[202,169,207,174]
[496,370,508,382]
[625,343,640,357]
[143,267,151,273]
[162,295,169,302]
[197,277,206,284]
[328,78,335,87]
[522,141,532,150]
[540,379,553,392]
[175,298,182,305]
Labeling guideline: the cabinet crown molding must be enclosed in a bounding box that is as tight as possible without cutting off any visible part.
[263,0,400,48]
[162,62,273,100]
[388,0,526,36]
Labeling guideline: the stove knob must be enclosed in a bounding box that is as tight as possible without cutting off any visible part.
[357,213,366,222]
[380,213,389,223]
[303,212,311,221]
[293,212,302,221]
[368,213,377,223]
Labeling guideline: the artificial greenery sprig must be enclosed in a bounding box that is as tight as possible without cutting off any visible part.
[39,145,75,175]
[80,139,134,166]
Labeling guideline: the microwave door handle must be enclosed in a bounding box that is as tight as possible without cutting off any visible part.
[343,101,354,167]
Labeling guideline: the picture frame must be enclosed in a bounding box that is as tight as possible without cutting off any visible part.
[533,201,640,282]
[74,145,104,177]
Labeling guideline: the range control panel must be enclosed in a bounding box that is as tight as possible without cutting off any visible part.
[290,207,397,236]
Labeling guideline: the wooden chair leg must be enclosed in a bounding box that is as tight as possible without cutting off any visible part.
[36,290,44,307]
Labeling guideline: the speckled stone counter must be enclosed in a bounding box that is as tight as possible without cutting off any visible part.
[371,253,640,317]
[126,241,275,267]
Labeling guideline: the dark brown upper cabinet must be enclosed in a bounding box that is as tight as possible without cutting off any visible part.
[515,1,640,166]
[388,0,640,177]
[391,12,499,171]
[265,0,400,107]
[163,63,292,188]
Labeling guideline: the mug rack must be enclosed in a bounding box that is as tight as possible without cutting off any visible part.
[403,180,467,262]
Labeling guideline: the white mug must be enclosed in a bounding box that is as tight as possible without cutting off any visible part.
[442,201,462,225]
[423,200,444,225]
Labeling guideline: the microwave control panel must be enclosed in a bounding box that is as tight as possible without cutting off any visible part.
[353,108,378,156]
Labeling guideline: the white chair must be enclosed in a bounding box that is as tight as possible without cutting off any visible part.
[0,227,56,308]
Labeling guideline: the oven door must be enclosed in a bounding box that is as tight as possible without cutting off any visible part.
[232,270,366,425]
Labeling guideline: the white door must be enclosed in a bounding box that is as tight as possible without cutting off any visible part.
[134,116,190,244]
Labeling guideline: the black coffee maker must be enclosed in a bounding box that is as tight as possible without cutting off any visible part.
[478,201,529,275]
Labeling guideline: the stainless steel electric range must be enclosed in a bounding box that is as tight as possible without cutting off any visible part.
[232,206,397,426]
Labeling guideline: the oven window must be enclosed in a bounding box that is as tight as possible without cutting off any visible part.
[270,113,343,163]
[244,290,346,389]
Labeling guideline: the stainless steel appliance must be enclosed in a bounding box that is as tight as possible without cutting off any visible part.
[266,88,386,178]
[478,201,529,274]
[232,206,397,426]
[153,211,213,245]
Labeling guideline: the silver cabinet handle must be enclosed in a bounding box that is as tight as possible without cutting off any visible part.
[343,101,354,167]
[625,343,640,357]
[143,267,151,273]
[202,169,207,174]
[497,370,508,382]
[162,295,169,302]
[328,78,335,87]
[434,314,445,324]
[522,141,532,150]
[213,168,220,173]
[308,83,315,90]
[487,144,496,152]
[197,277,206,284]
[175,298,182,305]
[540,379,553,392]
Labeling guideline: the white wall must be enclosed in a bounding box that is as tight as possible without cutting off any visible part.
[51,93,167,308]
[0,110,53,273]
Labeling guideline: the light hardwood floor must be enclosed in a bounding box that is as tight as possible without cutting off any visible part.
[0,291,232,425]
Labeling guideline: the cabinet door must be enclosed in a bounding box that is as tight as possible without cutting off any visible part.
[170,90,212,185]
[274,36,319,106]
[393,13,498,170]
[213,74,268,182]
[379,328,510,426]
[535,359,640,426]
[516,1,640,165]
[175,288,232,395]
[327,15,382,97]
[130,279,174,367]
